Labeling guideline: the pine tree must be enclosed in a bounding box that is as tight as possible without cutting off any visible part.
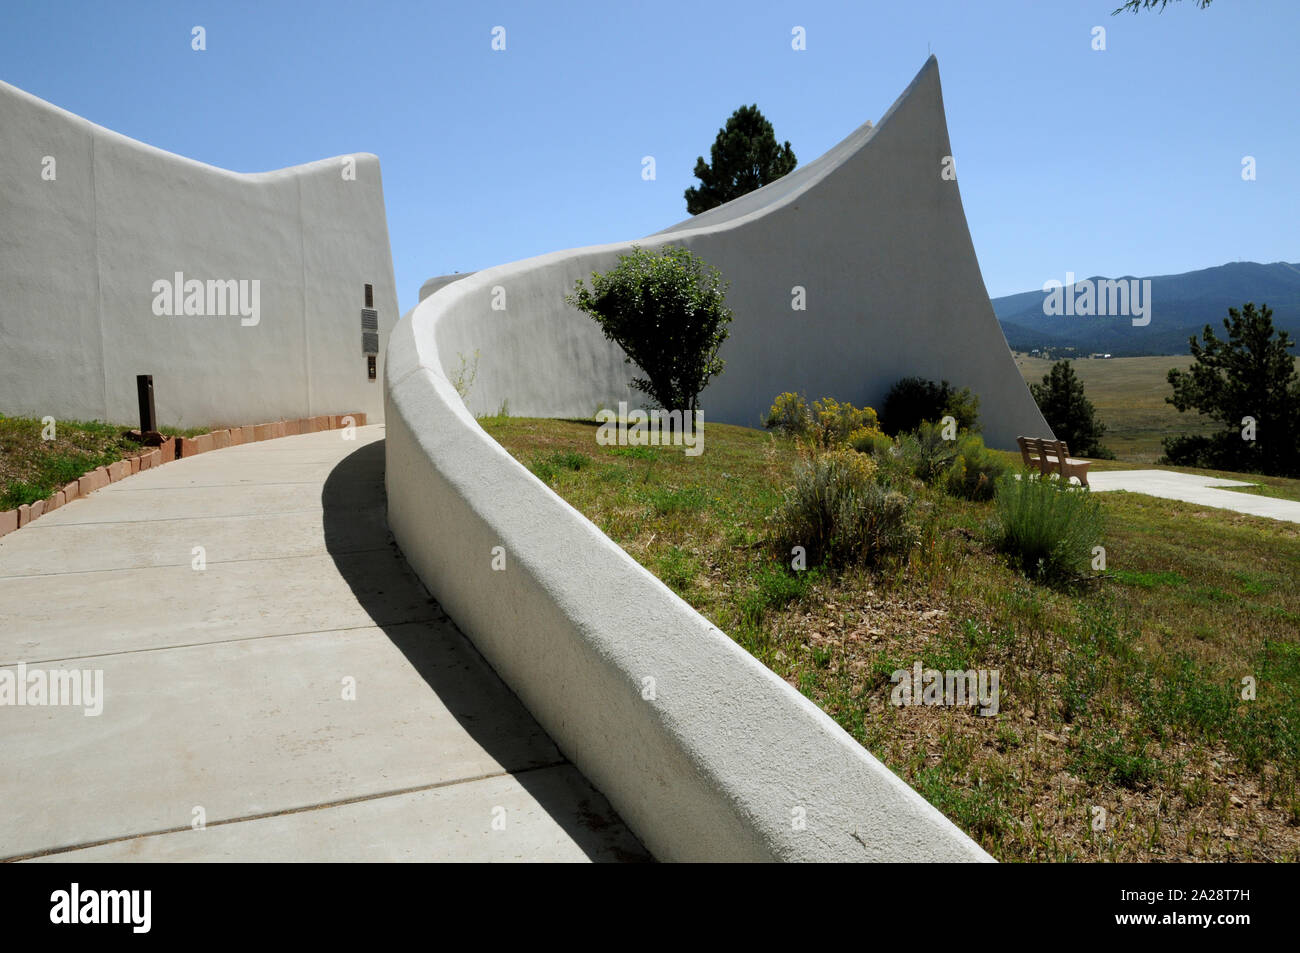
[684,105,796,215]
[1030,361,1112,458]
[1164,302,1300,476]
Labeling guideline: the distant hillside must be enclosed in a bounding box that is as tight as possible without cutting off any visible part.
[992,261,1300,356]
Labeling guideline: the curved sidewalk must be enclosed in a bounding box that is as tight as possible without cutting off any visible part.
[0,425,646,862]
[1089,470,1300,524]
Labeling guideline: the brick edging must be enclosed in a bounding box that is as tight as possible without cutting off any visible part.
[0,412,367,538]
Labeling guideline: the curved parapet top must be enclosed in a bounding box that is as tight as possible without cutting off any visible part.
[388,57,1010,861]
[419,272,476,302]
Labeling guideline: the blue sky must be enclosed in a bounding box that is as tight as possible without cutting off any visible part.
[3,0,1296,314]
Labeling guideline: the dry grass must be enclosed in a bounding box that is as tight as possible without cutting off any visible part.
[482,413,1300,862]
[1014,353,1214,462]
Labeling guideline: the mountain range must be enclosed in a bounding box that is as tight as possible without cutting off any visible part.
[991,261,1300,356]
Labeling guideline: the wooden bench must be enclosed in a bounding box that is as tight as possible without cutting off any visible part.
[1016,436,1090,487]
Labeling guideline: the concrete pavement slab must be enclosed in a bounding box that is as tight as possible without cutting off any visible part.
[0,624,565,860]
[0,506,389,577]
[0,549,438,663]
[1090,470,1300,524]
[0,423,644,861]
[22,482,371,525]
[31,765,646,863]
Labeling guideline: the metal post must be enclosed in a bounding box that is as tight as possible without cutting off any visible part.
[137,374,156,434]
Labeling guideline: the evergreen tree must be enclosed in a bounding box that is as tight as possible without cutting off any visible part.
[1030,360,1113,458]
[684,105,796,215]
[1163,302,1300,476]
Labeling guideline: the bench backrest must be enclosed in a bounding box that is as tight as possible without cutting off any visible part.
[1018,436,1077,474]
[1041,438,1070,459]
[1016,436,1034,467]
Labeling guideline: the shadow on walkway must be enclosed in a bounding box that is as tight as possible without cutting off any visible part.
[320,438,649,861]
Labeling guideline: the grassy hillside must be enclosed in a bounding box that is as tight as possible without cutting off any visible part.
[1014,354,1216,463]
[481,415,1300,862]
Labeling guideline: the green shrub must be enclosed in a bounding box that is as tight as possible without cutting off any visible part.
[769,450,916,568]
[548,450,588,471]
[944,388,981,435]
[849,429,913,491]
[897,421,959,485]
[944,432,1010,501]
[880,377,980,436]
[993,472,1104,583]
[566,245,733,413]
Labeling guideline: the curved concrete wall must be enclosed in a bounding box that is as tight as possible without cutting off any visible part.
[0,80,396,428]
[426,56,1049,448]
[387,58,1005,861]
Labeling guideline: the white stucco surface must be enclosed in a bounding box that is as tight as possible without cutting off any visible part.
[423,56,1049,449]
[0,80,397,428]
[386,58,1002,862]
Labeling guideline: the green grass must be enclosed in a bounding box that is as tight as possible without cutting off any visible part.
[1106,569,1187,589]
[1218,482,1300,503]
[529,449,591,482]
[482,414,1300,862]
[1013,354,1213,463]
[1014,352,1300,468]
[1,414,209,508]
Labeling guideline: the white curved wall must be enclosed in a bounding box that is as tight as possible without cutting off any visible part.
[0,80,396,428]
[430,57,1050,449]
[419,272,475,301]
[386,295,992,863]
[387,58,1007,861]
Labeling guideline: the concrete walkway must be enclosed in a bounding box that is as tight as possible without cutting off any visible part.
[0,426,647,862]
[1089,469,1300,524]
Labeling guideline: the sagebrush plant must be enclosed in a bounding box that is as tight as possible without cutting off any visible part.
[764,392,811,436]
[945,432,1010,501]
[993,471,1104,583]
[897,420,959,485]
[764,392,882,449]
[769,448,916,567]
[566,245,733,414]
[848,426,893,456]
[810,398,880,449]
